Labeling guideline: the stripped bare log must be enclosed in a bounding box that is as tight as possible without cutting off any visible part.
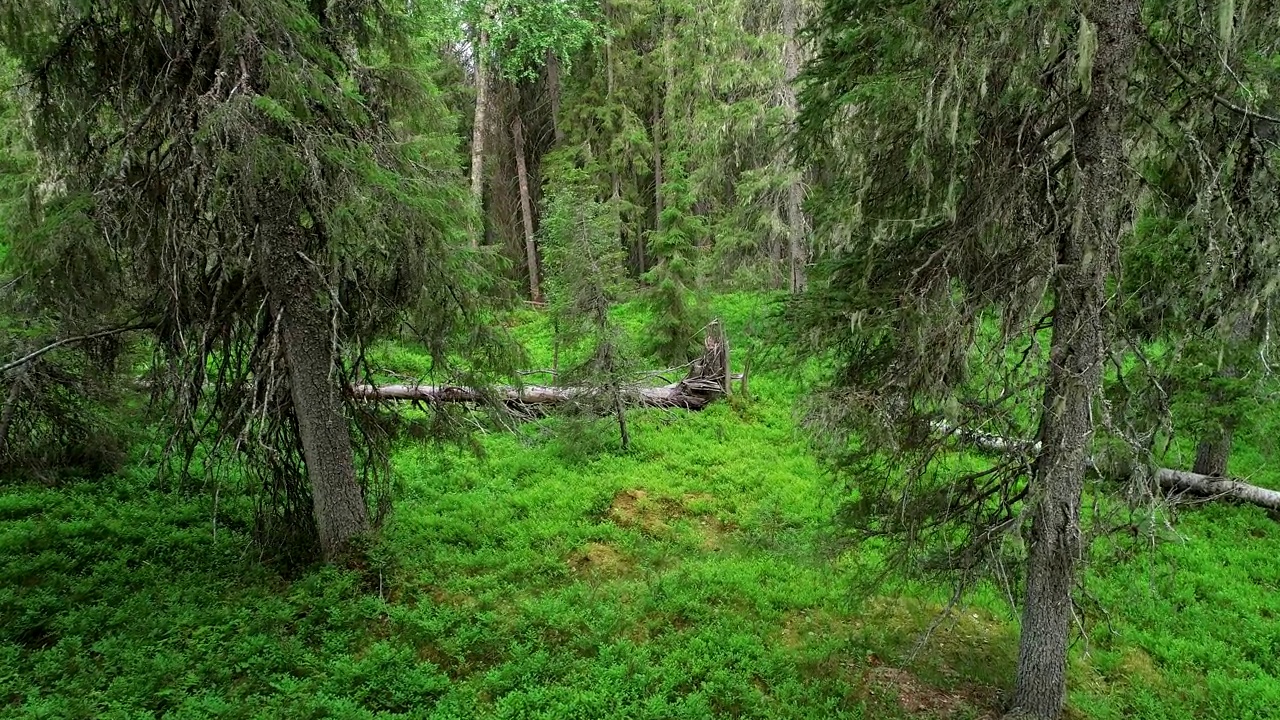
[352,382,716,410]
[354,323,732,412]
[936,421,1280,513]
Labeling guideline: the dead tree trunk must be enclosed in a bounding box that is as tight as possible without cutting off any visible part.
[512,116,542,304]
[262,227,369,562]
[469,6,493,248]
[937,421,1280,513]
[354,324,731,412]
[1007,3,1140,719]
[781,0,808,294]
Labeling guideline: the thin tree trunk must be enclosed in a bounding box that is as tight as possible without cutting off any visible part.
[653,8,672,239]
[0,371,23,458]
[1006,3,1139,719]
[781,0,808,293]
[469,7,493,248]
[512,116,542,303]
[653,100,664,234]
[548,51,565,146]
[262,228,369,562]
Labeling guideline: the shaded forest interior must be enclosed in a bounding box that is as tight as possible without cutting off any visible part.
[2,2,1280,719]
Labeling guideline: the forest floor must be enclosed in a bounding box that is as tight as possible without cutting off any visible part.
[2,294,1279,719]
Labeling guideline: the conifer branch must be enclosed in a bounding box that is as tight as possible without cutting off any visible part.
[0,323,153,375]
[1147,35,1280,125]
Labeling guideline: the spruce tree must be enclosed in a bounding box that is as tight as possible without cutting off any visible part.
[789,1,1138,717]
[0,0,490,562]
[540,149,637,448]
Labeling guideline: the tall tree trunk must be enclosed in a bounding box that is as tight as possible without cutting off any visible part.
[512,116,543,303]
[1006,3,1139,719]
[469,8,493,248]
[653,102,665,236]
[781,0,808,293]
[548,51,566,146]
[261,228,369,562]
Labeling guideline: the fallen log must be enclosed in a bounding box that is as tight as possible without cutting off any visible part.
[351,382,716,410]
[936,421,1280,512]
[353,320,733,412]
[1148,469,1280,512]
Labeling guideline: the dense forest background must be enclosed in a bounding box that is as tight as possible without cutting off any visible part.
[1,1,1279,719]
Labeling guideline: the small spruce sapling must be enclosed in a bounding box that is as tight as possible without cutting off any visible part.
[540,150,638,449]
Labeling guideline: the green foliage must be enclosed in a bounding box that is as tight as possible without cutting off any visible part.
[483,0,606,81]
[1,299,1278,718]
[0,0,512,557]
[644,154,707,363]
[540,149,638,448]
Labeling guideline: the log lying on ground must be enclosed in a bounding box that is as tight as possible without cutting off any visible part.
[936,421,1280,512]
[351,382,718,410]
[1146,469,1280,512]
[353,321,733,412]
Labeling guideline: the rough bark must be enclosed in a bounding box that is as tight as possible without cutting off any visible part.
[1193,428,1232,477]
[781,0,808,293]
[1006,3,1140,719]
[512,116,542,303]
[261,228,369,562]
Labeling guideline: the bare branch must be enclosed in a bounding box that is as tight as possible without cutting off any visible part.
[0,323,153,375]
[1146,35,1280,125]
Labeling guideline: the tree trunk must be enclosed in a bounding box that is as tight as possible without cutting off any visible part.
[653,101,665,236]
[469,8,493,248]
[548,51,566,146]
[352,382,717,409]
[512,116,542,303]
[653,8,672,242]
[1193,427,1232,477]
[1007,3,1139,719]
[261,228,369,562]
[0,370,23,458]
[781,0,808,293]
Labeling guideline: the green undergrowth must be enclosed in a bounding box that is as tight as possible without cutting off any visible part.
[1,294,1278,718]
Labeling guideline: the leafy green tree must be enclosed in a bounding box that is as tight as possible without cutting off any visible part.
[0,0,496,562]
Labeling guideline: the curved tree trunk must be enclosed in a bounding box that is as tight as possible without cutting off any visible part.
[262,228,369,562]
[1007,3,1140,719]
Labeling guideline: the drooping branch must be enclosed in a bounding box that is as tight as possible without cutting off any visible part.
[0,323,153,375]
[1146,35,1280,126]
[937,422,1280,513]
